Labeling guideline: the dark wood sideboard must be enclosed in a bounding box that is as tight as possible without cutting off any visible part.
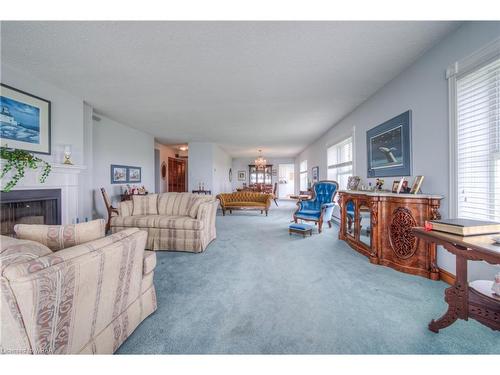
[338,190,443,279]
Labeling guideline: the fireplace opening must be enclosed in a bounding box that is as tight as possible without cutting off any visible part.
[1,189,61,237]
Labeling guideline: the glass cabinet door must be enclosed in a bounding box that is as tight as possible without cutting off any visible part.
[249,166,257,184]
[359,202,371,248]
[345,199,356,238]
[264,166,272,184]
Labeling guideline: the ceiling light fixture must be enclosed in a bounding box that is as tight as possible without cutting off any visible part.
[254,149,267,170]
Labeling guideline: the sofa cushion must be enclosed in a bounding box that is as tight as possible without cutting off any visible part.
[111,215,204,230]
[132,194,159,216]
[118,200,134,217]
[157,193,193,216]
[14,219,106,252]
[0,235,52,274]
[4,228,142,280]
[187,196,214,218]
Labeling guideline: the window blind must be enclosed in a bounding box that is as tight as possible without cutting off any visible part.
[299,160,308,191]
[327,137,353,189]
[456,57,500,221]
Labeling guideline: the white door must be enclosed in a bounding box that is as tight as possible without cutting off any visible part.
[278,164,295,198]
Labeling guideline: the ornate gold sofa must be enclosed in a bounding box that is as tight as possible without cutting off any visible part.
[216,192,272,216]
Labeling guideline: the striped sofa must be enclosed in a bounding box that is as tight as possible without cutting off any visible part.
[1,226,157,354]
[110,192,218,253]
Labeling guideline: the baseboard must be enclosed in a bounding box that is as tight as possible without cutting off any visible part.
[438,268,456,285]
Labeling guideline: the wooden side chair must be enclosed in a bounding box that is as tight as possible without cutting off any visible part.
[101,187,119,232]
[272,182,278,207]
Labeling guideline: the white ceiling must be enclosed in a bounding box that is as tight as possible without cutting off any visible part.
[1,21,460,157]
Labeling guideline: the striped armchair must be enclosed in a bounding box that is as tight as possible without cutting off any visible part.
[1,228,157,354]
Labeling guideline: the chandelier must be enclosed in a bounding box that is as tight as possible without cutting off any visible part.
[254,149,267,170]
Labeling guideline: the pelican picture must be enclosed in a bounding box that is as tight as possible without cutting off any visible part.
[367,110,411,177]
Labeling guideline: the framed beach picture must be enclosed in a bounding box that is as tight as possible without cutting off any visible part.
[367,110,412,178]
[111,165,128,184]
[0,84,51,154]
[128,166,142,183]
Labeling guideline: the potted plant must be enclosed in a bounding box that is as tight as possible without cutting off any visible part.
[1,146,51,192]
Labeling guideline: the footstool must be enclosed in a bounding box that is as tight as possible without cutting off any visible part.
[289,223,313,237]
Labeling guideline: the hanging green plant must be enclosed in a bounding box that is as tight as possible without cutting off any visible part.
[1,146,52,192]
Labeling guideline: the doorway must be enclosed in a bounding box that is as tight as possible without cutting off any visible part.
[278,164,295,199]
[154,149,160,193]
[168,157,187,192]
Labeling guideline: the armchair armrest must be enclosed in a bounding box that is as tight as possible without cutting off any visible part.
[197,200,219,223]
[298,198,317,211]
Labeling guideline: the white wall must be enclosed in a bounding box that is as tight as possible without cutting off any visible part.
[188,142,215,193]
[93,115,155,219]
[232,157,295,192]
[188,142,232,196]
[296,21,500,279]
[213,145,232,196]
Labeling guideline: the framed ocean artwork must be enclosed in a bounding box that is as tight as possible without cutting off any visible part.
[0,84,51,154]
[366,110,412,178]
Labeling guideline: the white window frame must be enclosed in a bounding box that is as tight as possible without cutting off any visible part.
[448,37,500,218]
[327,136,354,190]
[299,160,308,191]
[326,127,356,184]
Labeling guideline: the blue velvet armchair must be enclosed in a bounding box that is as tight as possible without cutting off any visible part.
[293,180,339,233]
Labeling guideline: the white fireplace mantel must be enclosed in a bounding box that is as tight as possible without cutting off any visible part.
[1,162,87,224]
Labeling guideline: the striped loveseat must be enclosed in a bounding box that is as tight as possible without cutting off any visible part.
[110,192,218,253]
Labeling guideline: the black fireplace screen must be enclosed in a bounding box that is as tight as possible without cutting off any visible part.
[0,189,61,237]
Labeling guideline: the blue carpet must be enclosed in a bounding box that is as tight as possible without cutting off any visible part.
[117,200,500,354]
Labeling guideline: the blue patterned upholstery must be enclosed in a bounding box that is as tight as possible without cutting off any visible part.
[293,180,339,233]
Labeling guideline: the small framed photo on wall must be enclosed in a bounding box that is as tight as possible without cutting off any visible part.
[312,166,319,183]
[238,170,246,181]
[128,166,142,183]
[111,165,128,184]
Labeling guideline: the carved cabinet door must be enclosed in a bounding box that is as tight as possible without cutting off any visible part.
[378,198,437,278]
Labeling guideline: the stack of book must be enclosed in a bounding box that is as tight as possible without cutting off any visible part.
[425,219,500,236]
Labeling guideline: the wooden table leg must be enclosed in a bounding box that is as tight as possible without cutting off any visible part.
[428,251,468,333]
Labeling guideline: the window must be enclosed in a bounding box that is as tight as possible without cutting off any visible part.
[327,137,353,189]
[299,160,308,191]
[450,41,499,221]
